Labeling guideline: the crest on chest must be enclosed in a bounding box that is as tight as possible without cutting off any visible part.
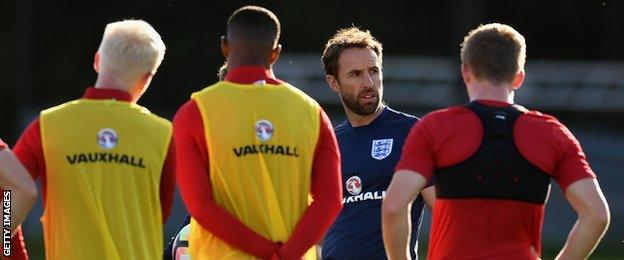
[371,138,393,160]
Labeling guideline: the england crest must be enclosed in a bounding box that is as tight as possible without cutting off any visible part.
[371,139,393,160]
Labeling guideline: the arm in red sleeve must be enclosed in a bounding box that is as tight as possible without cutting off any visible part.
[5,227,28,260]
[550,120,596,192]
[395,119,435,180]
[277,109,343,260]
[160,138,175,222]
[9,118,46,260]
[13,118,44,182]
[173,100,279,259]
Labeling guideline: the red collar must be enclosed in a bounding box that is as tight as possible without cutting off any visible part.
[224,66,281,85]
[82,87,132,102]
[475,99,512,107]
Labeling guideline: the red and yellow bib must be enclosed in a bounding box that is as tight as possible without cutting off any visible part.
[40,98,171,260]
[190,81,320,259]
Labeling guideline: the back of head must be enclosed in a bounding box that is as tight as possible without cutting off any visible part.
[322,27,383,80]
[227,6,280,55]
[460,23,526,85]
[97,20,166,86]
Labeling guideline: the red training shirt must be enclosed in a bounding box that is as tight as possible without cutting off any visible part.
[396,100,595,259]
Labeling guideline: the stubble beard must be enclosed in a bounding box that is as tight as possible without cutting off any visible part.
[341,90,381,116]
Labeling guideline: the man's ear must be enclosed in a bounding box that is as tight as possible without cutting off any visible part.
[220,36,229,58]
[269,44,282,65]
[326,75,340,93]
[93,52,100,73]
[131,72,153,102]
[460,63,472,85]
[511,70,525,90]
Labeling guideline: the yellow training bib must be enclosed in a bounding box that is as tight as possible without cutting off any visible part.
[190,81,320,259]
[40,98,171,260]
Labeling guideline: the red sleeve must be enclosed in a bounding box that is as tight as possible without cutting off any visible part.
[0,138,6,150]
[173,100,280,259]
[159,138,175,222]
[516,114,596,192]
[395,118,435,180]
[550,120,596,191]
[4,226,28,260]
[13,118,44,181]
[8,119,44,260]
[277,109,343,259]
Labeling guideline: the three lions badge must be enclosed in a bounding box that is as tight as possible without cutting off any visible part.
[371,139,393,160]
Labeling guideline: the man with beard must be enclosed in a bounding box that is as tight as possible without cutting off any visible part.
[320,27,435,259]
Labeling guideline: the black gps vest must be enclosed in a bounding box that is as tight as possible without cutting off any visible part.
[435,102,551,204]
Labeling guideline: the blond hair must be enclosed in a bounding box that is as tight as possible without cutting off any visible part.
[97,20,166,86]
[460,23,526,84]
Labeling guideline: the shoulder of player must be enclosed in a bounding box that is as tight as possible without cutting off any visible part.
[333,120,350,134]
[40,99,82,115]
[384,107,420,123]
[119,104,172,133]
[190,81,229,97]
[419,105,473,123]
[278,81,321,106]
[142,110,172,128]
[517,109,562,130]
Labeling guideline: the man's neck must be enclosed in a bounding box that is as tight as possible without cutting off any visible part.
[94,75,137,103]
[468,81,515,103]
[226,53,271,70]
[345,105,385,127]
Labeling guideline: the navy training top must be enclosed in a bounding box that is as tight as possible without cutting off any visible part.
[322,107,426,260]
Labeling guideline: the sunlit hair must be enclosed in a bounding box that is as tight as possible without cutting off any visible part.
[460,23,526,84]
[97,20,166,86]
[322,27,383,79]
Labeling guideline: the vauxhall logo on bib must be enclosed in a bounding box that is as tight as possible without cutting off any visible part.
[371,138,393,160]
[255,119,274,142]
[232,119,300,157]
[97,128,118,149]
[64,127,146,169]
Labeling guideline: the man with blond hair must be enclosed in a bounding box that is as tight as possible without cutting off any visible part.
[13,20,175,260]
[320,27,434,260]
[382,23,610,260]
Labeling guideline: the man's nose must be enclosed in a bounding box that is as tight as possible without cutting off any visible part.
[362,71,375,88]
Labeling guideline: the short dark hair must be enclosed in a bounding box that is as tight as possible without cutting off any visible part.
[322,27,383,78]
[227,6,281,48]
[460,23,526,84]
